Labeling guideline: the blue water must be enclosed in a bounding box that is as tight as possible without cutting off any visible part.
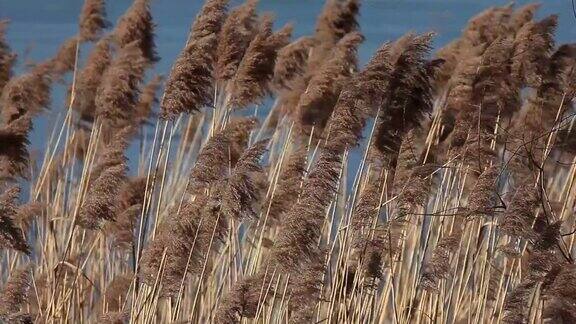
[0,0,574,162]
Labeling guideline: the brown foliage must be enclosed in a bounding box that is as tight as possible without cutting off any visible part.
[0,65,52,123]
[374,33,441,159]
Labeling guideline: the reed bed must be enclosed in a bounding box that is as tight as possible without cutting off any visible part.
[0,1,575,323]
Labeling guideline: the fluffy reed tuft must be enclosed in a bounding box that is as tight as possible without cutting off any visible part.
[160,34,216,119]
[325,42,393,152]
[77,131,130,230]
[511,15,558,88]
[215,273,270,323]
[309,0,360,69]
[0,114,32,179]
[374,33,441,158]
[74,37,113,124]
[272,148,341,270]
[215,0,258,83]
[266,148,307,223]
[0,265,31,318]
[113,0,158,63]
[189,117,258,190]
[79,0,109,42]
[161,0,227,119]
[0,187,30,254]
[0,66,52,123]
[219,140,268,221]
[297,31,363,135]
[0,21,16,93]
[273,36,316,90]
[229,16,292,108]
[95,41,147,129]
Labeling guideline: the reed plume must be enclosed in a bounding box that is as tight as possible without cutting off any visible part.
[1,3,575,324]
[135,75,163,124]
[0,265,31,318]
[266,148,307,223]
[0,20,16,93]
[374,33,441,158]
[189,117,258,190]
[509,3,540,34]
[0,187,30,254]
[309,0,360,70]
[160,35,216,119]
[215,273,271,323]
[389,130,419,190]
[325,42,393,152]
[140,196,227,296]
[15,201,43,234]
[47,36,79,77]
[113,0,158,63]
[499,184,539,240]
[74,37,112,124]
[79,0,109,42]
[77,163,127,230]
[502,280,537,323]
[0,114,32,179]
[288,253,325,323]
[215,0,258,83]
[272,148,341,270]
[466,164,500,217]
[273,36,316,90]
[106,177,146,251]
[297,31,363,135]
[229,16,292,108]
[95,41,147,129]
[544,265,576,322]
[420,228,463,291]
[77,130,130,230]
[188,0,228,42]
[219,140,268,222]
[511,15,557,88]
[161,0,228,119]
[0,65,51,123]
[395,164,436,218]
[352,177,382,231]
[462,4,513,47]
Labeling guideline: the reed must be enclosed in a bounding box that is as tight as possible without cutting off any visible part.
[0,1,575,323]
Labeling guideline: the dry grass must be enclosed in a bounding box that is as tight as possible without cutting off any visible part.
[1,1,575,323]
